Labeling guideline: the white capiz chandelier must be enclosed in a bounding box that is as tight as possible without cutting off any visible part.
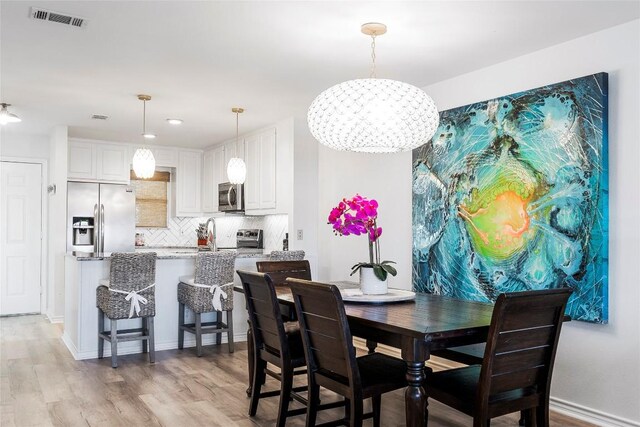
[132,94,156,179]
[307,23,439,153]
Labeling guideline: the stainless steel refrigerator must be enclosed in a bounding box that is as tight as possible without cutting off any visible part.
[67,182,135,254]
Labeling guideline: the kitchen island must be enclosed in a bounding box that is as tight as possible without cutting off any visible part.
[63,248,264,360]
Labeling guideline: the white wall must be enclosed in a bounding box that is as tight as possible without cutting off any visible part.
[317,20,640,425]
[48,126,68,322]
[0,129,49,159]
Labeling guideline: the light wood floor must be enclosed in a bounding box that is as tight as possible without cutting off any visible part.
[0,315,594,427]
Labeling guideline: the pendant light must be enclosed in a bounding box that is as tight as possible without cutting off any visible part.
[227,107,246,185]
[0,103,22,125]
[307,23,439,153]
[132,94,156,179]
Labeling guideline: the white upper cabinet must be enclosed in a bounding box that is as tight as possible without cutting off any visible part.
[96,143,130,182]
[68,140,97,180]
[201,145,225,213]
[153,147,177,167]
[175,150,202,216]
[69,140,129,183]
[244,128,277,212]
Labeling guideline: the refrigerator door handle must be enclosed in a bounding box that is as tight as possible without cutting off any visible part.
[100,204,105,253]
[93,203,99,253]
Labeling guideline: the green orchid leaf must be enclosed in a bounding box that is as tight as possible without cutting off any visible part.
[373,265,387,281]
[382,264,397,276]
[381,260,396,265]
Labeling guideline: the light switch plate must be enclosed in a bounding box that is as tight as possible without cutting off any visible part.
[297,229,303,240]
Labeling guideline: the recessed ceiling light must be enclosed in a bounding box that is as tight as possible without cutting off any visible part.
[143,133,157,139]
[166,118,183,125]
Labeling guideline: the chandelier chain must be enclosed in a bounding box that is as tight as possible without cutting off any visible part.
[370,34,377,78]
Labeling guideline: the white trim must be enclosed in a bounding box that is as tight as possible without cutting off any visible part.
[0,157,49,317]
[47,314,64,324]
[550,397,640,427]
[62,331,248,360]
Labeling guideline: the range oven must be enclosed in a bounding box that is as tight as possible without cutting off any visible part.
[218,182,244,212]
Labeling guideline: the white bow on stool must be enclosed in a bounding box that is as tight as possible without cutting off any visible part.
[109,284,155,318]
[193,282,232,311]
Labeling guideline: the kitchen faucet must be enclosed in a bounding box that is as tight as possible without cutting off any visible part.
[205,217,216,251]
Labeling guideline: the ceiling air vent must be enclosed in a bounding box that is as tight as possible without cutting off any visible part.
[91,114,109,120]
[29,7,87,28]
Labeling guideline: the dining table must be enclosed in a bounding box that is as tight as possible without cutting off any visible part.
[234,282,495,427]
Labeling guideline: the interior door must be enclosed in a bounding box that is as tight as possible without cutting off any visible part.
[0,161,42,315]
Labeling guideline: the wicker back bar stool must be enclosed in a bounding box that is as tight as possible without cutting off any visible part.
[97,252,157,368]
[178,251,237,356]
[268,250,305,261]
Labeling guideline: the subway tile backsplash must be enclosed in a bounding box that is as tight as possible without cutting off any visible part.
[136,214,288,252]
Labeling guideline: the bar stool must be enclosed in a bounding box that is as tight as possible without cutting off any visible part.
[268,250,305,261]
[97,252,157,368]
[177,251,237,356]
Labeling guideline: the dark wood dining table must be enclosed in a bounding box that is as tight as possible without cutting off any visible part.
[234,284,495,427]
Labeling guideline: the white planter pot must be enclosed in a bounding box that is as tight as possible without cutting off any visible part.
[359,267,388,295]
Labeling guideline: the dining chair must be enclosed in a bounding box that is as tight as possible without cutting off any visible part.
[237,270,309,427]
[426,288,572,427]
[256,260,312,286]
[287,278,407,427]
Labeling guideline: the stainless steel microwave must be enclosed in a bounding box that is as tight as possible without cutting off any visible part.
[218,182,244,212]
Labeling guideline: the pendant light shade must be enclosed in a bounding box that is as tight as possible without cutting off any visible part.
[0,103,21,125]
[307,23,439,153]
[132,148,156,179]
[227,107,246,184]
[133,94,156,179]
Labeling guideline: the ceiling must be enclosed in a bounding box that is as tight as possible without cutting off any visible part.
[1,1,638,148]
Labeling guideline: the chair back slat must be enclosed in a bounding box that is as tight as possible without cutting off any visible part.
[256,260,311,287]
[287,278,358,385]
[237,271,288,359]
[479,288,571,401]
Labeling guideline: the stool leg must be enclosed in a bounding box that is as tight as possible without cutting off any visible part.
[215,311,222,346]
[227,310,234,353]
[141,317,148,354]
[195,313,203,357]
[178,303,185,350]
[97,308,104,359]
[148,316,155,364]
[110,319,118,368]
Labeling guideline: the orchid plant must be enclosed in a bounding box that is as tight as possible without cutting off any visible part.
[328,194,397,281]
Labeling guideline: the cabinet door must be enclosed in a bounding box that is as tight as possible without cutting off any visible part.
[68,141,97,180]
[243,134,261,210]
[201,150,215,212]
[176,151,202,216]
[212,146,226,212]
[153,147,177,167]
[259,129,277,209]
[96,143,129,183]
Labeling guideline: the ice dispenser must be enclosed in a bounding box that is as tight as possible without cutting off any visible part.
[72,217,94,247]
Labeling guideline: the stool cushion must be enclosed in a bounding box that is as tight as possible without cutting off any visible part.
[99,279,110,287]
[179,275,195,285]
[177,281,233,313]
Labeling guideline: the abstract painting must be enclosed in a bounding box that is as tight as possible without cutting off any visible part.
[412,73,608,323]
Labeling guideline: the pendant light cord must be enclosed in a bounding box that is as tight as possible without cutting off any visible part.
[236,111,239,149]
[142,100,147,134]
[370,34,377,78]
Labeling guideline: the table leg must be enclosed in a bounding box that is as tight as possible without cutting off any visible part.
[246,320,254,397]
[366,339,378,354]
[405,361,428,427]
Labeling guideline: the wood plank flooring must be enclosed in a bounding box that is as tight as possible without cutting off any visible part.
[0,315,594,426]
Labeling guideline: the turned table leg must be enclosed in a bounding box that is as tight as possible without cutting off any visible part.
[405,361,428,426]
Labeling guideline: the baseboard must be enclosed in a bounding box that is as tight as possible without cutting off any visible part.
[47,314,64,324]
[68,332,248,360]
[550,397,640,427]
[353,338,639,427]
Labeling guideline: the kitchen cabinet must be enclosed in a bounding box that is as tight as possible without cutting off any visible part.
[68,140,129,183]
[224,139,243,168]
[175,150,202,216]
[244,128,276,212]
[153,147,177,167]
[201,145,226,213]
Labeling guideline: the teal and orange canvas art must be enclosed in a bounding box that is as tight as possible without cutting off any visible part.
[412,73,608,323]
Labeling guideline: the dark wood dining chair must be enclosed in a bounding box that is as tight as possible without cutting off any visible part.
[426,288,572,427]
[256,260,312,287]
[237,270,308,427]
[287,278,407,427]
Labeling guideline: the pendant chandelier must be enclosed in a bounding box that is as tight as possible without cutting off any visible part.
[227,107,247,184]
[132,94,156,179]
[0,103,21,125]
[307,23,439,153]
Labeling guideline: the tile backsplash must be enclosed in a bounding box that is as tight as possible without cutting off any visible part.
[136,214,288,252]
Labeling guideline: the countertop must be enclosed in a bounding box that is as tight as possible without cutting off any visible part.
[68,247,268,261]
